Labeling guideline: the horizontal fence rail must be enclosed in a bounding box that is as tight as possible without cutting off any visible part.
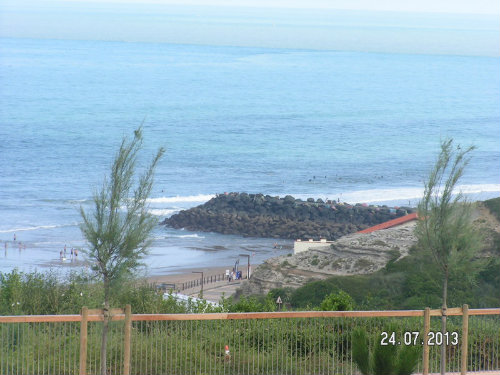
[1,308,499,375]
[2,308,498,323]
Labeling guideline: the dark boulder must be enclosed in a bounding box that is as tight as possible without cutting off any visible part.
[162,193,414,240]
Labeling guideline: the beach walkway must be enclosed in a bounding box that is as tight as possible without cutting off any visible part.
[148,266,245,302]
[184,279,242,301]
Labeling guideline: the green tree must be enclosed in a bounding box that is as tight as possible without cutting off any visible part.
[416,138,480,375]
[80,128,164,375]
[319,290,355,311]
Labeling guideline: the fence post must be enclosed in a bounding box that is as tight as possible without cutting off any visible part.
[123,304,132,375]
[79,306,88,375]
[423,307,430,375]
[461,304,469,375]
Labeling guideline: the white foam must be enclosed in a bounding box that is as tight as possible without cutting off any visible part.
[0,225,59,234]
[292,184,500,205]
[148,208,179,216]
[147,194,215,204]
[0,222,80,234]
[456,184,500,194]
[167,234,205,239]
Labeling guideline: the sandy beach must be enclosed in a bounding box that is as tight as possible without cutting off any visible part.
[147,265,232,285]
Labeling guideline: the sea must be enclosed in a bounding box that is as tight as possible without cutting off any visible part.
[1,37,499,276]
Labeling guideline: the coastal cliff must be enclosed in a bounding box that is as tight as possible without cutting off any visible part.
[238,221,417,295]
[162,193,413,239]
[238,199,500,297]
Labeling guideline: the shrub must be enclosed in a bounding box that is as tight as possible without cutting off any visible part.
[352,328,421,375]
[319,290,355,311]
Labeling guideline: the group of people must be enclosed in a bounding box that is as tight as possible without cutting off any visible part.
[4,234,80,263]
[59,244,79,261]
[226,269,242,282]
[4,233,26,252]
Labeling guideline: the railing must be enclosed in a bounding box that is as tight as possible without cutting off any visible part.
[178,273,227,292]
[154,271,247,292]
[0,307,499,375]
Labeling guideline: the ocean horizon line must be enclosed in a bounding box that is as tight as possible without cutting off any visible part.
[3,36,499,59]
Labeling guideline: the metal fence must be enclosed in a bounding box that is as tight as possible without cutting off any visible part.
[1,307,499,375]
[178,273,227,292]
[153,272,247,293]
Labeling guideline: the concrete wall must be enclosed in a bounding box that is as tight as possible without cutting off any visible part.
[293,238,334,254]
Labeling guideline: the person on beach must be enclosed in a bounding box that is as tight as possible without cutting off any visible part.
[60,250,63,260]
[74,249,78,259]
[13,233,16,242]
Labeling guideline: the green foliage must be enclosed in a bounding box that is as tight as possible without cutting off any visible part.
[80,127,164,301]
[416,139,479,375]
[396,345,421,375]
[285,238,496,311]
[0,276,498,375]
[384,248,401,270]
[1,315,497,374]
[416,139,480,303]
[319,290,355,311]
[79,127,164,374]
[289,280,335,308]
[352,328,420,375]
[0,269,103,315]
[226,294,278,312]
[352,329,370,374]
[372,342,397,375]
[267,287,294,306]
[0,269,187,315]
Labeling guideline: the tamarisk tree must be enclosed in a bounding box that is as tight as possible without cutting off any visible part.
[416,138,480,375]
[80,128,164,375]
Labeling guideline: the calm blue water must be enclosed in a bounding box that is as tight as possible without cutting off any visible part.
[1,37,499,275]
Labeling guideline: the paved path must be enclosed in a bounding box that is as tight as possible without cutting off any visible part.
[148,266,245,303]
[183,280,243,302]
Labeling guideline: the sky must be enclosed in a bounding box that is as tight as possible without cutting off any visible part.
[1,0,499,55]
[15,0,500,14]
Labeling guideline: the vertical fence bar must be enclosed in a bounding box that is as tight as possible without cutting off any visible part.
[123,304,132,375]
[423,307,430,375]
[79,307,88,375]
[461,304,469,375]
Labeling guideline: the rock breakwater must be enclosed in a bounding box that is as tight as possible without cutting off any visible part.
[162,193,414,240]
